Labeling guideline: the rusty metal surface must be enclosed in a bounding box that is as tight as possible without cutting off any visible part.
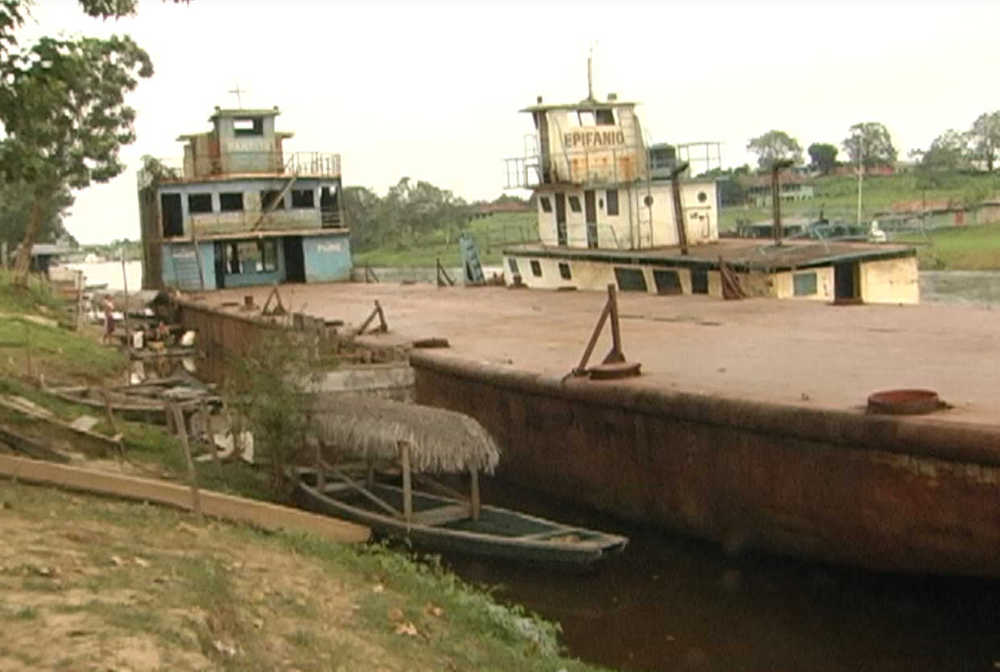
[411,356,1000,577]
[867,388,943,415]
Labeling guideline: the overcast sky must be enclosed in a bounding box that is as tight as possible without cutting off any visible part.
[16,0,1000,244]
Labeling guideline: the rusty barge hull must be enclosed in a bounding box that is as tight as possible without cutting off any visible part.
[174,284,1000,577]
[411,352,1000,577]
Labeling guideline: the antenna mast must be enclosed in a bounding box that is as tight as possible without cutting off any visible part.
[587,47,594,100]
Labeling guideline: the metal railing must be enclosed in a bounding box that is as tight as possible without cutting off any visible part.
[138,151,341,187]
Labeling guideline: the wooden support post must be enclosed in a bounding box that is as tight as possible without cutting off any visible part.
[23,321,32,380]
[366,458,375,489]
[469,468,480,522]
[171,403,202,522]
[120,250,131,343]
[573,301,611,375]
[190,226,206,292]
[315,440,325,491]
[605,284,625,363]
[670,165,690,255]
[400,442,412,524]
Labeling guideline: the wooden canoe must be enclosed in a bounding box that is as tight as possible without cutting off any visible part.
[290,467,627,569]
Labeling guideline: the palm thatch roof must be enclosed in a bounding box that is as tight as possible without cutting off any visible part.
[310,396,500,474]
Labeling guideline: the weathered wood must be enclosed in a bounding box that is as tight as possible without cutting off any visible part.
[0,397,118,457]
[0,454,369,543]
[412,503,469,526]
[0,424,71,463]
[400,441,412,524]
[322,462,401,518]
[171,404,202,521]
[469,467,480,522]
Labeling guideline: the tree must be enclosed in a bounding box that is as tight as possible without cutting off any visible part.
[1,1,160,284]
[968,111,1000,172]
[807,143,838,174]
[746,130,802,170]
[842,122,897,172]
[0,180,73,251]
[912,129,973,173]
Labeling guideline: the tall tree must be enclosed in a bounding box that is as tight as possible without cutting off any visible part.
[968,111,1000,172]
[746,130,803,170]
[0,181,74,251]
[0,0,162,283]
[807,143,838,174]
[913,129,973,172]
[842,122,897,172]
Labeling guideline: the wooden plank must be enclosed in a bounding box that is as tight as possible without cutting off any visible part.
[401,442,412,523]
[412,503,470,527]
[469,468,480,522]
[0,454,369,544]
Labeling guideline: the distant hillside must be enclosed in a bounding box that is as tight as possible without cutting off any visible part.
[720,172,1000,231]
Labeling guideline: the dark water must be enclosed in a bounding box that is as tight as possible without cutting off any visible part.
[442,480,1000,672]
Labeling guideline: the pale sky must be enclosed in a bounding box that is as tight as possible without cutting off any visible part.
[15,0,1000,244]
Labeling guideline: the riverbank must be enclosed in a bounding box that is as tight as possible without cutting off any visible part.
[0,273,607,672]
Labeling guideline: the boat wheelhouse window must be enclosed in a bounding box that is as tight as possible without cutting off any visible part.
[653,269,682,295]
[559,262,572,280]
[508,257,519,275]
[219,192,244,212]
[291,189,315,208]
[606,189,619,216]
[595,109,615,125]
[568,196,582,213]
[577,110,595,126]
[233,117,263,137]
[259,239,278,272]
[530,260,542,277]
[794,271,818,296]
[614,267,647,292]
[260,190,285,210]
[188,193,213,214]
[691,267,709,294]
[539,196,552,213]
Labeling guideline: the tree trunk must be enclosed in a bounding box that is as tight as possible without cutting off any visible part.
[12,198,44,286]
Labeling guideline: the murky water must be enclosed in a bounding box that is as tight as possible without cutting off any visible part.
[444,481,1000,672]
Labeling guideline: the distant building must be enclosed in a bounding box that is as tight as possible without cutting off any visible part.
[741,174,815,207]
[138,106,349,291]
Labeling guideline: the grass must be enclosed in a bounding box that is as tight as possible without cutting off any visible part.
[897,221,1000,270]
[720,172,1000,232]
[0,482,609,672]
[353,211,538,268]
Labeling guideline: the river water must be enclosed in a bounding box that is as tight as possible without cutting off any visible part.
[445,481,1000,672]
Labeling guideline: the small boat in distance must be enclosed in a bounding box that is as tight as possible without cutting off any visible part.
[294,396,627,569]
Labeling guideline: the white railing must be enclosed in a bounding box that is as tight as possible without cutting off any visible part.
[138,151,341,187]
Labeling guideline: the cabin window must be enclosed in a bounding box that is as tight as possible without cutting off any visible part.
[595,109,615,125]
[160,193,183,237]
[568,196,582,213]
[691,268,709,294]
[219,192,244,212]
[793,271,818,296]
[606,189,619,216]
[614,267,647,292]
[291,189,315,208]
[260,190,285,210]
[559,263,572,280]
[539,196,552,213]
[577,110,595,126]
[530,260,542,277]
[233,117,263,137]
[259,240,278,272]
[698,191,708,203]
[508,258,519,275]
[188,193,213,214]
[653,269,682,295]
[227,239,278,274]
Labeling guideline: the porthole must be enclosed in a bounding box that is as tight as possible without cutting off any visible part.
[697,191,708,203]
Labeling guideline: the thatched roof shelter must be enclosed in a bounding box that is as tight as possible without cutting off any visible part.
[310,396,500,474]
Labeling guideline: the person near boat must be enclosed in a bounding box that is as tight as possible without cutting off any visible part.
[101,295,116,344]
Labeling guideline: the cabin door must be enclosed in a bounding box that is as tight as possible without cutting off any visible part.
[554,193,567,246]
[584,190,598,248]
[160,193,183,237]
[283,236,306,283]
[213,242,226,289]
[834,262,859,302]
